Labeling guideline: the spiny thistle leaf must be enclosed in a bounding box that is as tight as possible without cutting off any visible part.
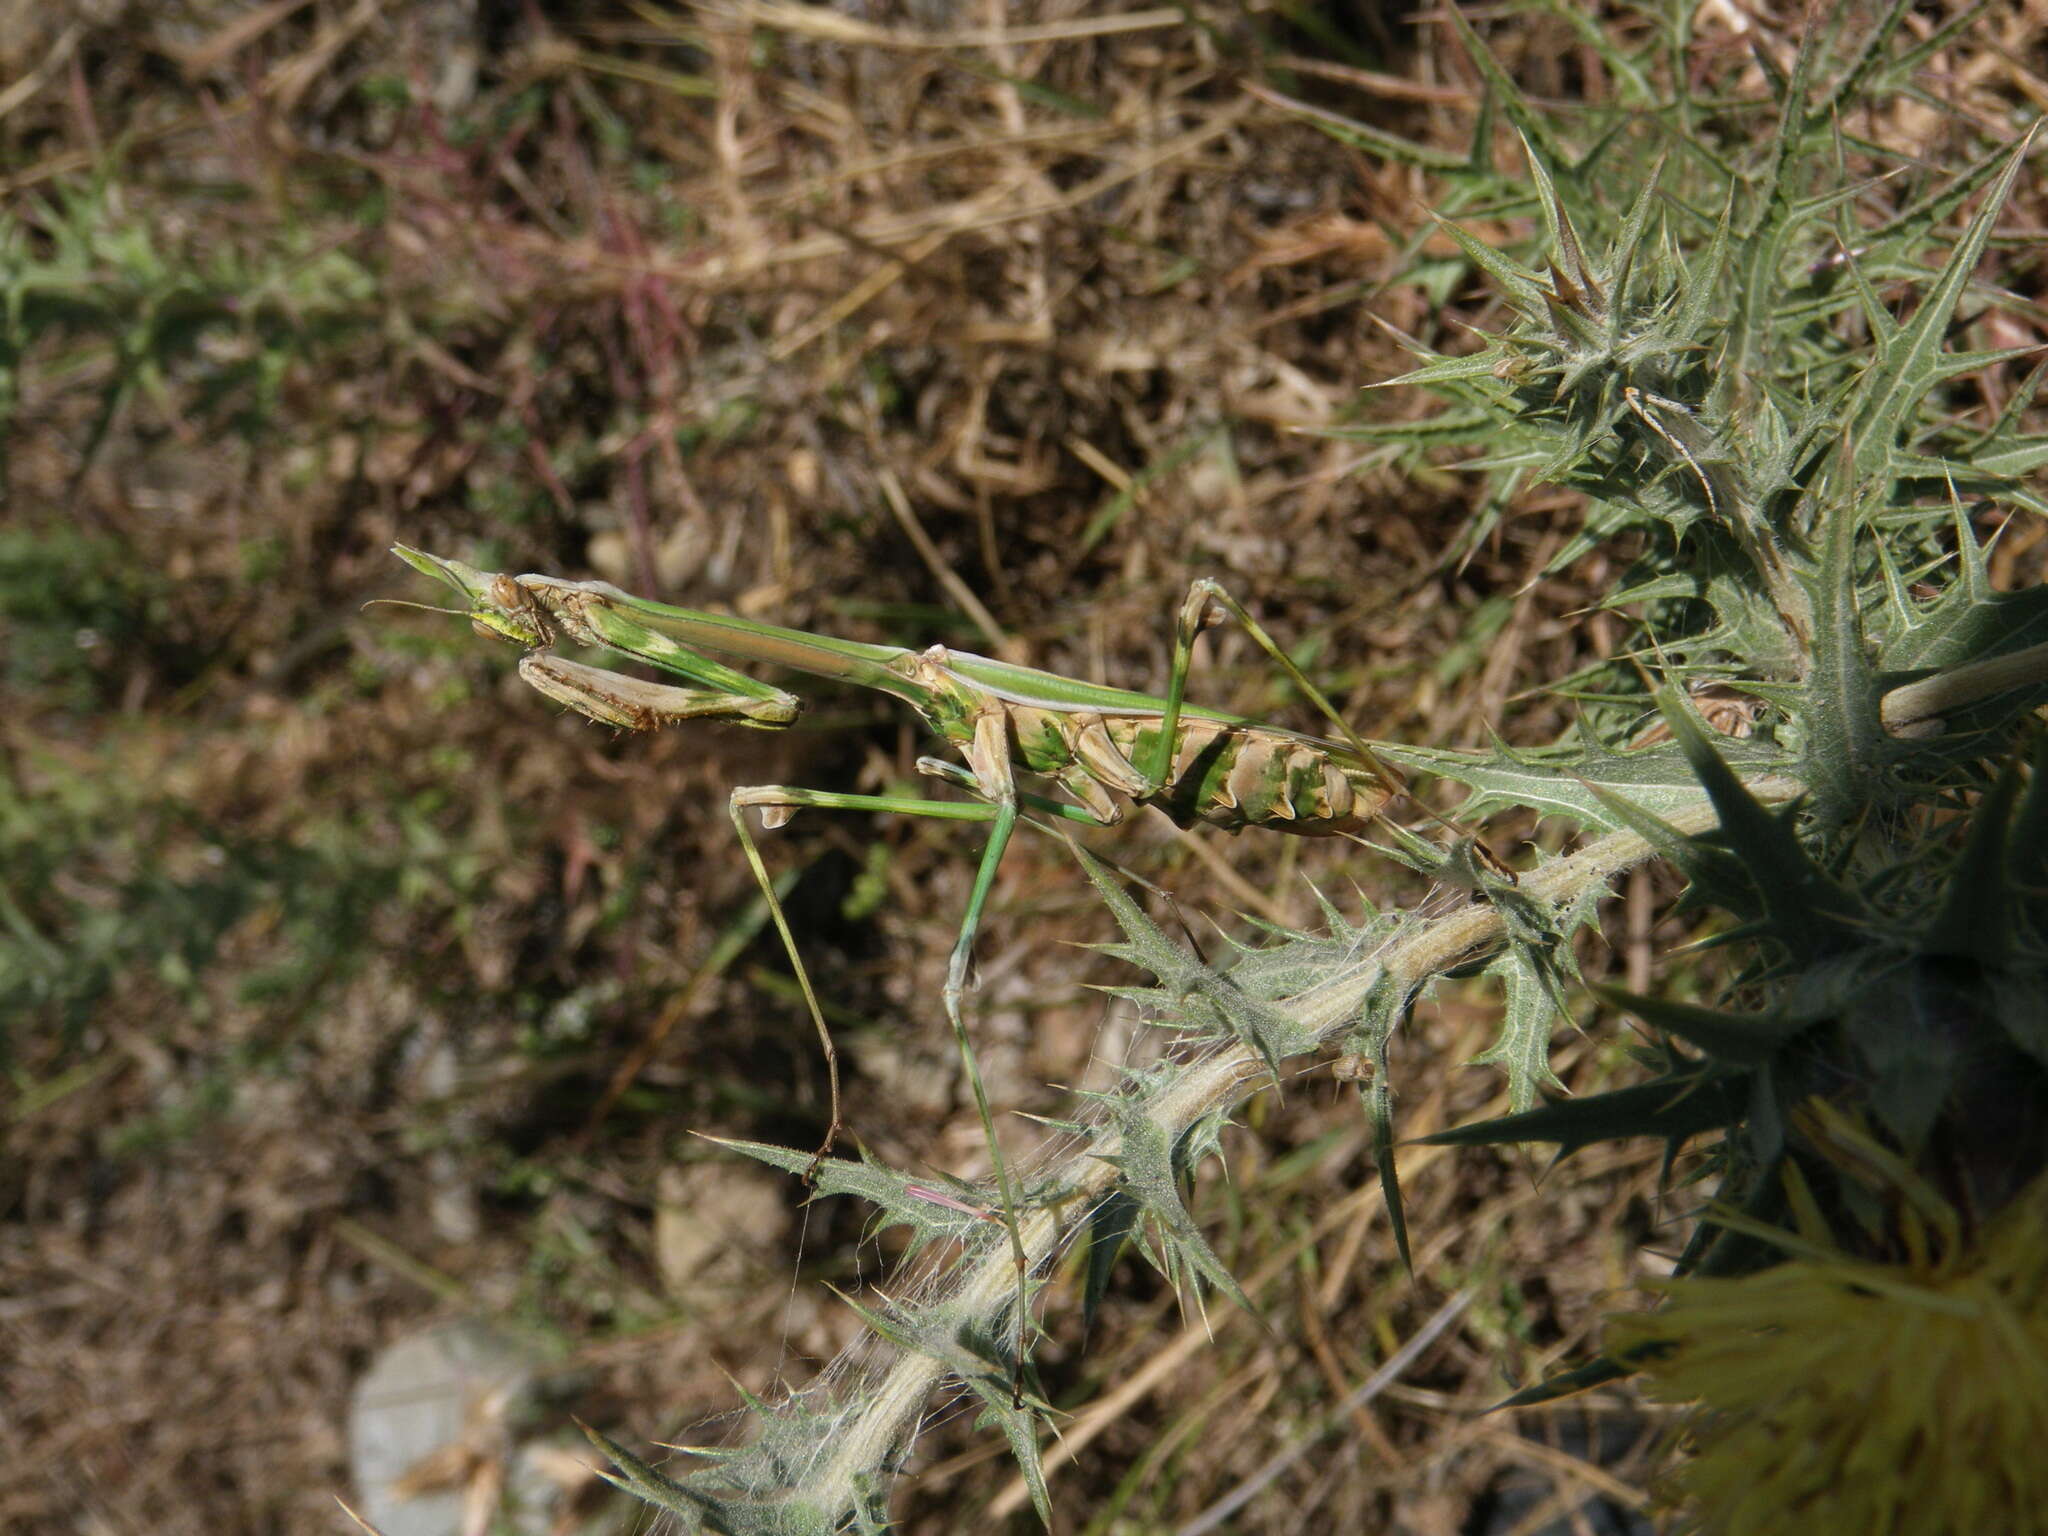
[1492,1351,1646,1410]
[1591,984,1809,1067]
[1846,127,2037,483]
[1989,970,2048,1077]
[1468,942,1568,1113]
[1921,753,2023,963]
[1376,735,1790,832]
[1278,101,1465,173]
[1858,132,2019,271]
[577,1420,853,1535]
[1081,1186,1141,1336]
[1424,1068,1751,1158]
[1840,959,1975,1152]
[833,1290,1046,1422]
[1090,1092,1254,1317]
[700,1137,1010,1256]
[2005,734,2048,914]
[1222,912,1398,1004]
[579,1421,704,1524]
[1579,775,1770,920]
[1073,841,1324,1066]
[1381,345,1522,392]
[1442,6,1569,172]
[1070,840,1214,993]
[1340,970,1416,1272]
[1368,1064,1411,1274]
[1800,446,1892,827]
[967,1385,1053,1528]
[1653,686,1864,949]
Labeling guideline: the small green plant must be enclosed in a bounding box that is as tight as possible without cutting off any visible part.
[543,8,2048,1531]
[0,174,375,489]
[0,527,166,713]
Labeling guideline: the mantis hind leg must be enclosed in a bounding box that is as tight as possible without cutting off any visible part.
[1142,578,1510,872]
[1138,577,1404,798]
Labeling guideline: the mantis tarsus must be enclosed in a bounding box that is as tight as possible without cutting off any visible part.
[392,543,1476,1373]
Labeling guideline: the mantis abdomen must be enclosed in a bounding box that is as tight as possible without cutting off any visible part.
[996,699,1392,836]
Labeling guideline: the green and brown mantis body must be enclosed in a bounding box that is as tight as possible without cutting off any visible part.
[395,545,1412,1052]
[392,542,1441,1368]
[414,554,1404,836]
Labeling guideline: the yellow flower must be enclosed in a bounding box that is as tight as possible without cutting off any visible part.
[1606,1173,2048,1536]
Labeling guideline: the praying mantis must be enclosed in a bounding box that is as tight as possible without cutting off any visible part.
[390,543,1472,1337]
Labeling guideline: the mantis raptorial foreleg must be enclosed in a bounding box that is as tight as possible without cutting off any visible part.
[520,655,798,731]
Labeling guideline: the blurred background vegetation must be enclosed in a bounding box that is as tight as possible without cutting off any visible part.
[4,3,2039,1533]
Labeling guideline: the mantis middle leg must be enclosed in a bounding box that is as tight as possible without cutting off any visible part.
[1137,576,1404,801]
[731,711,1120,1393]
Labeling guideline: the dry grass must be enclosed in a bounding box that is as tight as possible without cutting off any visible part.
[3,3,2036,1532]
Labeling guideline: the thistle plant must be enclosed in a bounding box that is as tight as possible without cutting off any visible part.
[566,9,2048,1530]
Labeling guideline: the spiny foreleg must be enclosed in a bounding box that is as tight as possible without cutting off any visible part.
[519,655,800,732]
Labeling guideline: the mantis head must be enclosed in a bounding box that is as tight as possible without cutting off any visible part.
[390,544,550,648]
